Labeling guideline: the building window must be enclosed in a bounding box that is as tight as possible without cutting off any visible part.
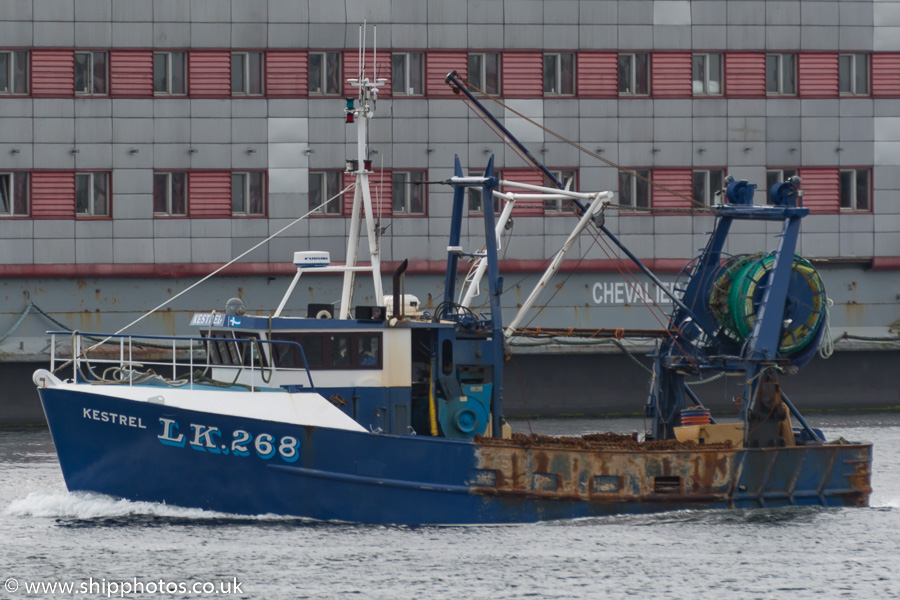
[543,169,578,213]
[153,172,187,216]
[309,51,341,95]
[839,54,869,96]
[75,51,108,95]
[468,52,500,95]
[468,170,502,215]
[693,169,726,206]
[232,52,264,96]
[154,51,186,95]
[544,52,575,95]
[618,170,651,209]
[0,172,29,217]
[392,52,424,96]
[0,50,28,95]
[840,169,870,211]
[309,171,343,215]
[392,171,426,215]
[618,53,649,96]
[765,168,799,203]
[75,172,110,216]
[766,54,796,96]
[692,53,722,96]
[232,172,265,215]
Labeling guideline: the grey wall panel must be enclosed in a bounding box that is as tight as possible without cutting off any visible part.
[152,144,192,170]
[189,237,232,262]
[190,23,231,47]
[839,231,873,257]
[33,22,75,46]
[231,219,269,238]
[32,144,76,170]
[112,2,151,22]
[800,2,840,27]
[154,0,190,23]
[113,219,153,239]
[429,24,468,48]
[34,0,74,21]
[111,23,153,48]
[153,238,192,263]
[0,20,34,46]
[267,0,308,23]
[154,219,192,238]
[231,237,269,263]
[34,238,75,264]
[232,23,268,48]
[112,100,154,119]
[113,238,154,263]
[268,24,309,48]
[504,25,542,49]
[74,238,111,263]
[837,142,874,166]
[75,21,112,47]
[111,194,152,220]
[840,27,875,52]
[153,22,191,47]
[308,23,349,48]
[0,220,34,239]
[617,25,654,50]
[188,143,232,169]
[0,240,33,264]
[800,26,840,50]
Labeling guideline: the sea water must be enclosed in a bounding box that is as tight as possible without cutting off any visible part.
[1,414,898,600]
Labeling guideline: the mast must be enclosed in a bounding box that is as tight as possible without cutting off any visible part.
[340,24,386,319]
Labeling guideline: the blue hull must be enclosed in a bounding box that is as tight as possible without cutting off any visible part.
[38,387,872,525]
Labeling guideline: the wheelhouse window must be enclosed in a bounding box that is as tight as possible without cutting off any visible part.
[309,170,343,215]
[766,53,796,96]
[468,169,502,215]
[0,50,28,95]
[232,172,265,215]
[75,172,110,216]
[543,169,578,213]
[392,52,424,96]
[839,54,869,96]
[154,51,186,95]
[692,53,722,96]
[392,170,426,215]
[618,53,649,96]
[544,52,575,95]
[618,170,650,209]
[765,168,799,204]
[468,52,500,95]
[0,172,29,217]
[271,332,382,370]
[840,169,870,211]
[75,51,108,95]
[231,52,264,95]
[153,172,187,216]
[309,51,341,95]
[693,169,726,206]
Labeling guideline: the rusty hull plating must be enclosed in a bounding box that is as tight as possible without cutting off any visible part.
[472,433,872,512]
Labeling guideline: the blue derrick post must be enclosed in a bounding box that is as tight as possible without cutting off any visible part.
[480,157,504,438]
[443,156,467,307]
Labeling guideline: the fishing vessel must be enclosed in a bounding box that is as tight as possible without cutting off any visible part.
[33,47,872,525]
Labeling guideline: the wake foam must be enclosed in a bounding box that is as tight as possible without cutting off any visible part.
[6,491,228,520]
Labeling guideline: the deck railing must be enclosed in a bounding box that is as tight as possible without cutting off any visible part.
[47,330,316,393]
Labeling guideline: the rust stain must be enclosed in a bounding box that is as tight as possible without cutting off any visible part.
[76,279,87,290]
[844,301,865,327]
[471,432,871,509]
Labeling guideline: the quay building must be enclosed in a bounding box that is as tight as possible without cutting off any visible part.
[1,0,898,423]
